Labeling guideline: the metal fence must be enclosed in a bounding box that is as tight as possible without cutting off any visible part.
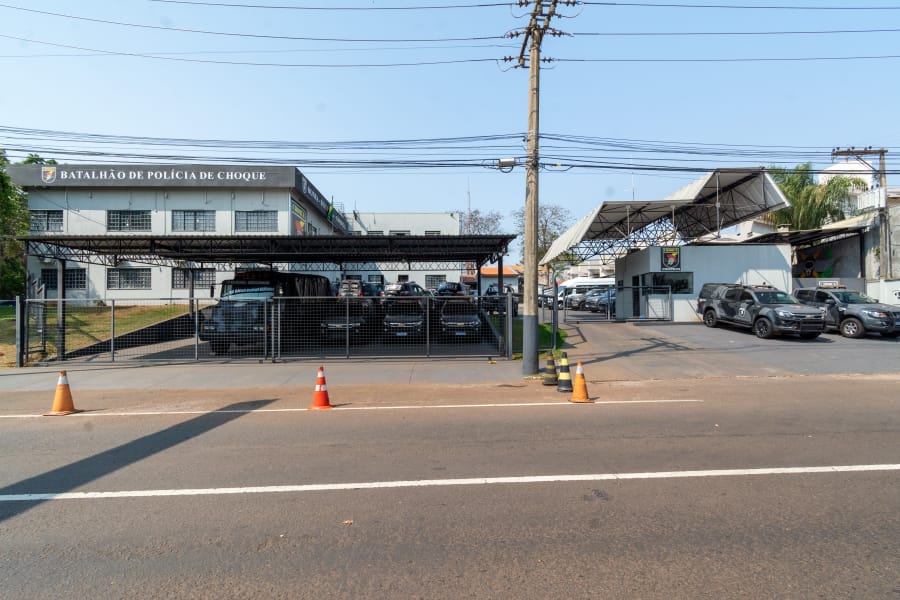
[19,294,516,364]
[539,286,674,325]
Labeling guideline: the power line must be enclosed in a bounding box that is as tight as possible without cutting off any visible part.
[581,2,900,10]
[572,27,900,37]
[0,3,504,43]
[148,0,514,10]
[0,34,499,67]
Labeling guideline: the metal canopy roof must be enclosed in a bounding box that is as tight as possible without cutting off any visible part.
[22,234,517,272]
[541,168,789,265]
[742,226,867,247]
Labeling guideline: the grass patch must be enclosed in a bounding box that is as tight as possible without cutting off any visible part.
[0,303,190,366]
[489,315,566,359]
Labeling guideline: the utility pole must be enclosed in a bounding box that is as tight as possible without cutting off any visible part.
[518,0,560,377]
[831,146,892,278]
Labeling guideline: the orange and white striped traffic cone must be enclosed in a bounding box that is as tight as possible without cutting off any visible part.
[310,366,333,410]
[44,370,82,416]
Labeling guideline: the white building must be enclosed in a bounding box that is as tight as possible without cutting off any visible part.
[345,211,468,289]
[9,164,348,300]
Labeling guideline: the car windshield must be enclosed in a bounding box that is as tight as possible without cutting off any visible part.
[755,291,796,304]
[385,284,407,294]
[442,302,477,315]
[832,291,878,304]
[221,283,275,299]
[387,302,422,316]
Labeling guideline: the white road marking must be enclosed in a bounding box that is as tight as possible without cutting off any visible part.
[0,399,702,418]
[2,464,897,502]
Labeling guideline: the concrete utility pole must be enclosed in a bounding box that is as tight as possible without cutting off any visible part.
[831,146,892,278]
[518,0,559,377]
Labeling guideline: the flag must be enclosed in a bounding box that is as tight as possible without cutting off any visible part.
[326,202,335,221]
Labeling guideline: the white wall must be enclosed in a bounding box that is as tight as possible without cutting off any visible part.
[615,245,793,322]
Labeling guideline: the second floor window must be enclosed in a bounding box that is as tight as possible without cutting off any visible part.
[172,268,216,289]
[235,210,277,232]
[30,210,63,232]
[172,210,215,232]
[108,210,151,232]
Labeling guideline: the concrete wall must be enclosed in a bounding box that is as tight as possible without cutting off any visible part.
[616,244,792,322]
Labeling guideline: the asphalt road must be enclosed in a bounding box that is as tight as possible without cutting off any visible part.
[1,374,898,599]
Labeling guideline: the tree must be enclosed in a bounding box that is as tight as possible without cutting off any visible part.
[766,163,865,230]
[511,202,575,268]
[461,208,503,235]
[0,150,28,297]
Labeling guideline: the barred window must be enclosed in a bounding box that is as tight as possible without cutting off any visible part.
[30,210,64,232]
[235,210,277,232]
[107,268,152,289]
[389,230,411,236]
[172,268,216,289]
[425,230,441,236]
[367,230,384,236]
[108,210,151,231]
[425,274,446,289]
[172,210,215,232]
[41,268,87,290]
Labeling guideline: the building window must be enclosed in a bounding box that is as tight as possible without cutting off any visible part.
[425,275,446,289]
[368,230,383,236]
[107,268,152,289]
[367,274,384,285]
[425,230,441,236]
[30,210,64,232]
[235,210,277,232]
[41,268,87,290]
[108,210,151,232]
[172,210,215,232]
[389,230,411,236]
[649,272,694,294]
[172,268,216,289]
[307,224,319,235]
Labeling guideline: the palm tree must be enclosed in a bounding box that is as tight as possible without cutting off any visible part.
[766,163,866,230]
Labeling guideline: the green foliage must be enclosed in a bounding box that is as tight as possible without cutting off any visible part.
[767,163,865,231]
[0,150,28,297]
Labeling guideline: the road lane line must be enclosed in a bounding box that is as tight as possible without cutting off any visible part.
[2,464,897,502]
[0,399,703,418]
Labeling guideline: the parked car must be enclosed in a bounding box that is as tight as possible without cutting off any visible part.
[439,299,482,340]
[795,283,900,338]
[382,300,426,339]
[383,281,428,300]
[584,288,616,313]
[699,283,825,339]
[435,281,469,297]
[567,287,611,310]
[696,282,734,314]
[337,280,382,299]
[482,283,518,316]
[319,300,371,342]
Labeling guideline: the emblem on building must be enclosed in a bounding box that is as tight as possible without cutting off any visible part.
[41,166,57,183]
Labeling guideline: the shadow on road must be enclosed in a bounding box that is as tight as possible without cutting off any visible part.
[0,399,275,523]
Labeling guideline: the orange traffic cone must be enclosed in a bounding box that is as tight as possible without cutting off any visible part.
[570,361,591,403]
[45,370,82,416]
[310,366,333,410]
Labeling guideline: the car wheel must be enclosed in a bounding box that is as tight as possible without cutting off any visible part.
[703,310,718,328]
[839,317,865,338]
[799,332,820,339]
[753,317,774,339]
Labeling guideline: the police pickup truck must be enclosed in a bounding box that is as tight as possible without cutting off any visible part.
[699,283,825,339]
[794,281,900,338]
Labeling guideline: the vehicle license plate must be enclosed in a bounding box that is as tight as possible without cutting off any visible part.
[396,331,407,337]
[455,331,466,336]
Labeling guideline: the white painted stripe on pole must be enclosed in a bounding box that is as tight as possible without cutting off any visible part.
[0,399,703,418]
[2,464,897,502]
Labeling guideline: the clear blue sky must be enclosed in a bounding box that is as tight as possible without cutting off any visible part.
[2,0,899,249]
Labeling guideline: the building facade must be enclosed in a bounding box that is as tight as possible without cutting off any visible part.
[8,164,348,300]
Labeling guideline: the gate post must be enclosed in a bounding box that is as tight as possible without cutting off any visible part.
[15,296,24,367]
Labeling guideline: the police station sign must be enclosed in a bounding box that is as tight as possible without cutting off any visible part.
[10,164,298,188]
